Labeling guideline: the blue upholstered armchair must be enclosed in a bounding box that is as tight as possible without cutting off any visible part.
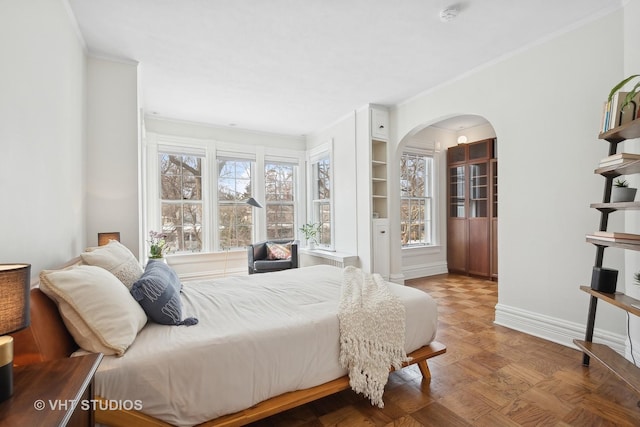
[247,240,299,274]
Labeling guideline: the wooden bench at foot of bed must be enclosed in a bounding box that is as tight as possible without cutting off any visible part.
[94,341,446,427]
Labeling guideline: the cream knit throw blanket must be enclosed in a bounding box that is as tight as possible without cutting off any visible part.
[338,266,411,408]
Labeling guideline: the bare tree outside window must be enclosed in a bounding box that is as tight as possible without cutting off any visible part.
[400,153,433,246]
[159,153,203,253]
[218,159,253,249]
[265,163,295,239]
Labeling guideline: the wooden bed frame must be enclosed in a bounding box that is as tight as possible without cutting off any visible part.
[14,288,446,427]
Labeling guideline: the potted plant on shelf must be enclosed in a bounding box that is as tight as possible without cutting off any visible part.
[611,179,637,203]
[607,74,640,126]
[299,223,321,249]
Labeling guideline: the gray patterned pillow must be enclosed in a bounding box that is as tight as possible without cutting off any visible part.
[130,261,198,326]
[81,240,143,289]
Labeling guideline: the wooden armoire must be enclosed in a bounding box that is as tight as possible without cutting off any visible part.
[447,138,497,279]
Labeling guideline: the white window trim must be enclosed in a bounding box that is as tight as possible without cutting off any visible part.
[143,132,305,255]
[400,148,436,248]
[306,139,334,250]
[216,156,256,251]
[264,159,299,241]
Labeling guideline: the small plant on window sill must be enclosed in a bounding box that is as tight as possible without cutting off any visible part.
[148,230,169,259]
[634,271,640,286]
[299,223,321,249]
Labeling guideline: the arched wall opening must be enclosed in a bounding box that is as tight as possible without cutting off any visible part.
[389,113,498,284]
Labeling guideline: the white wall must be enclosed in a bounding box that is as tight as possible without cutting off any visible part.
[86,57,141,256]
[391,9,627,348]
[306,112,359,257]
[0,0,87,277]
[146,117,306,151]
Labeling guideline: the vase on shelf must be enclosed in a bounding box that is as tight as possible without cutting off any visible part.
[611,186,637,203]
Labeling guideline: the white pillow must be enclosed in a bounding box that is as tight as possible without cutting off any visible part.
[39,264,147,356]
[81,240,143,289]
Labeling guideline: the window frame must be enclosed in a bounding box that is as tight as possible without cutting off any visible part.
[158,152,205,253]
[400,150,435,248]
[264,160,297,241]
[143,133,305,256]
[307,140,334,250]
[216,155,256,250]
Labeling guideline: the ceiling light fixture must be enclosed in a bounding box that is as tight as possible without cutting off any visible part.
[439,7,458,22]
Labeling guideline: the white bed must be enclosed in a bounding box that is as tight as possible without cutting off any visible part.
[83,265,438,426]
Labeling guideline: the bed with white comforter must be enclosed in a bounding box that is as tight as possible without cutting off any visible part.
[85,265,438,426]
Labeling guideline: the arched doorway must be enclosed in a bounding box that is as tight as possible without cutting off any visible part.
[393,114,498,282]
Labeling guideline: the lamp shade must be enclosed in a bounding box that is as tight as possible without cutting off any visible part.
[98,232,121,246]
[245,197,263,208]
[0,264,30,335]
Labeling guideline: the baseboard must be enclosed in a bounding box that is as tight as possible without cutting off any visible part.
[402,261,448,281]
[494,303,627,355]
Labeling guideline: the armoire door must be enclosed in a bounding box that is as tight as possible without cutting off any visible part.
[467,161,490,277]
[447,164,467,273]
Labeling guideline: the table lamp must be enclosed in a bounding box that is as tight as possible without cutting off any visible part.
[0,264,30,402]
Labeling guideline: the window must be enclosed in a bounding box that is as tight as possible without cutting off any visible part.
[217,158,254,249]
[159,153,204,252]
[265,162,296,239]
[400,152,434,247]
[312,155,331,247]
[147,134,304,255]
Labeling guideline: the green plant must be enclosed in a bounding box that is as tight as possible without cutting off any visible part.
[299,223,320,244]
[614,179,628,188]
[147,230,169,258]
[607,74,640,111]
[635,271,640,285]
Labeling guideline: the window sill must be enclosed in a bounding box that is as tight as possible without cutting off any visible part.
[298,248,358,266]
[401,245,442,255]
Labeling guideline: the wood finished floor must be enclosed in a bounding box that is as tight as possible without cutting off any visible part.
[249,274,640,426]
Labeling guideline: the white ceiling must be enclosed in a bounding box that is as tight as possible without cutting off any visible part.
[68,0,622,136]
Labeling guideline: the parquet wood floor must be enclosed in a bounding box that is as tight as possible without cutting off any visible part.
[250,274,640,426]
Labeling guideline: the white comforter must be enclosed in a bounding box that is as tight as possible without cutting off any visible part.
[88,265,438,426]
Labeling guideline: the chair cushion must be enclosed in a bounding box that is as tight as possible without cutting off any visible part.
[266,242,292,260]
[254,259,293,271]
[253,242,268,260]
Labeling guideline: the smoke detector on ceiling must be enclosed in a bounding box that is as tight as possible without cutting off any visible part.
[439,7,458,22]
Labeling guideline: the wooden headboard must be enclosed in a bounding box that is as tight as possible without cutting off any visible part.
[13,288,78,366]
